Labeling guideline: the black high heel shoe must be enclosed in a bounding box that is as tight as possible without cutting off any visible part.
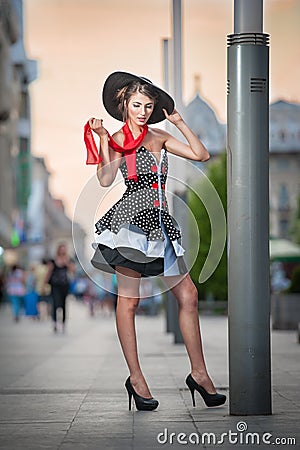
[125,377,159,411]
[186,374,226,407]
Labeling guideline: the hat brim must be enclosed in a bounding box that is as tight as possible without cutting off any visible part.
[102,71,174,125]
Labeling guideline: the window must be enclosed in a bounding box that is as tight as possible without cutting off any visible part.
[277,158,289,170]
[19,91,28,118]
[279,130,286,141]
[278,184,289,211]
[279,219,289,239]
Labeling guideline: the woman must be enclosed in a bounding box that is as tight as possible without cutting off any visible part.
[85,71,226,411]
[24,264,39,319]
[6,264,26,322]
[44,243,75,333]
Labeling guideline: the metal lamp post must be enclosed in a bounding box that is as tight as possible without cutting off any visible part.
[227,0,272,414]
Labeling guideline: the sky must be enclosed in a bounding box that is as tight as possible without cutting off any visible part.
[23,0,300,236]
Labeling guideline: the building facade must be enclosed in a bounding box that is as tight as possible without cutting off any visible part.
[184,87,300,239]
[1,1,86,269]
[269,100,300,238]
[0,0,20,249]
[185,91,226,159]
[22,156,87,265]
[0,0,37,257]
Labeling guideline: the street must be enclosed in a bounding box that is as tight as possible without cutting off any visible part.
[0,298,299,449]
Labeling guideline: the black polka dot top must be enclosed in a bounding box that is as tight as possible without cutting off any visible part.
[95,146,181,242]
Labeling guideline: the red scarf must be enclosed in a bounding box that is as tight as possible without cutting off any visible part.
[84,121,148,182]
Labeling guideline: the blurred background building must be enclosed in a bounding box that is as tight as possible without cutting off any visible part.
[183,79,300,240]
[0,0,85,269]
[27,156,86,264]
[1,0,299,272]
[269,100,300,238]
[185,75,226,161]
[0,0,23,250]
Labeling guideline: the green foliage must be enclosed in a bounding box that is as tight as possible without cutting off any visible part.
[188,153,227,300]
[290,195,300,245]
[288,265,300,293]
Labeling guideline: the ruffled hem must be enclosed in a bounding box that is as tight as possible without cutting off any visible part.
[93,223,185,258]
[91,243,188,278]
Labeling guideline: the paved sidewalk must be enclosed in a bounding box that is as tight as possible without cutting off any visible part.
[0,298,299,449]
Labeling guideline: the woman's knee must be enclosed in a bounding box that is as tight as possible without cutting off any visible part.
[117,295,140,313]
[177,285,199,311]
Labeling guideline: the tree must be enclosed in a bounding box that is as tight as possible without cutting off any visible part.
[290,195,300,245]
[188,153,227,300]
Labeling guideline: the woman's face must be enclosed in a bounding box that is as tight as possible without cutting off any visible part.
[126,92,155,126]
[57,244,67,256]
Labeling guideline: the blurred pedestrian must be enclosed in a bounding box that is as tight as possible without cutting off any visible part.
[100,274,115,316]
[24,264,39,319]
[111,273,118,312]
[35,258,52,320]
[83,277,99,317]
[6,264,26,322]
[84,271,109,317]
[71,274,87,300]
[44,243,75,333]
[0,270,5,306]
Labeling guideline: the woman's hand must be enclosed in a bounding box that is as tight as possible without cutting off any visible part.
[163,108,184,125]
[88,118,108,137]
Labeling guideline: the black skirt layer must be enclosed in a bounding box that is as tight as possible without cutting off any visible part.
[91,243,188,278]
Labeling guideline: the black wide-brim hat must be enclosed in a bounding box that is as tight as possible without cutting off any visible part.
[102,71,175,125]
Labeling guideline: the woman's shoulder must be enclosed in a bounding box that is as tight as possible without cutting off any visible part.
[111,129,124,146]
[147,127,170,148]
[148,126,168,137]
[148,126,170,142]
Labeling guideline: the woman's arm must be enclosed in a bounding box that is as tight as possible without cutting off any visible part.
[41,262,54,294]
[88,118,123,187]
[67,260,76,275]
[161,109,210,162]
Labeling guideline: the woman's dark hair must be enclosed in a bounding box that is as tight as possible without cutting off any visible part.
[115,81,159,122]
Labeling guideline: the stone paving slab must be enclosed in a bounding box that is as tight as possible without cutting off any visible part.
[0,299,299,449]
[0,422,70,450]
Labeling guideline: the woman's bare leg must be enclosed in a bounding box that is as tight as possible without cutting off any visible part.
[161,273,217,394]
[115,266,152,398]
